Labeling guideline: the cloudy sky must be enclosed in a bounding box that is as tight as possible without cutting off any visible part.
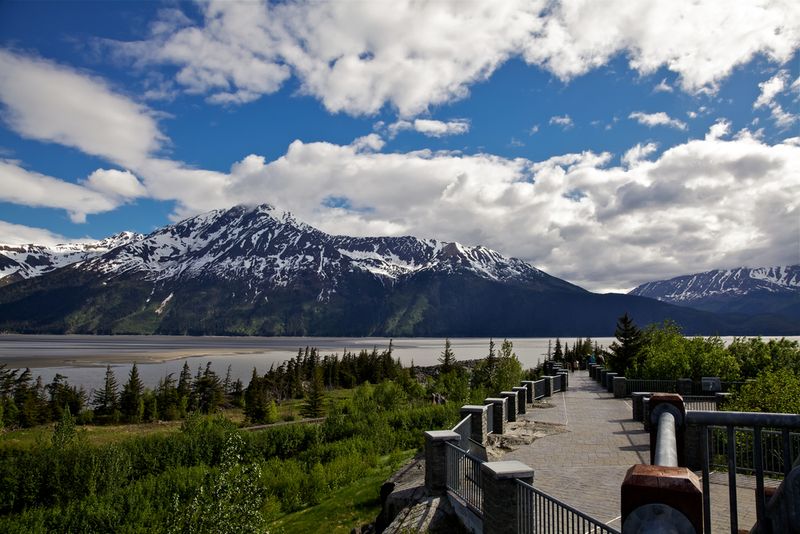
[0,1,798,292]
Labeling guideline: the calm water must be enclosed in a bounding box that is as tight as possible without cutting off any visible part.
[1,334,797,393]
[0,335,616,393]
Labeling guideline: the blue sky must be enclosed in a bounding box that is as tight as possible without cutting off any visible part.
[0,1,798,292]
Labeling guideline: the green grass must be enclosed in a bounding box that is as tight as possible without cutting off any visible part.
[273,450,417,533]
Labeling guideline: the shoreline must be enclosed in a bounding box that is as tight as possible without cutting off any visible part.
[0,349,270,370]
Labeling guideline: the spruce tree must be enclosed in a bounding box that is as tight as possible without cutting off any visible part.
[301,367,325,418]
[93,365,119,419]
[553,338,564,361]
[120,363,144,423]
[609,313,643,374]
[439,338,456,372]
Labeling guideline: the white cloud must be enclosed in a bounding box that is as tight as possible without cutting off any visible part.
[705,119,731,141]
[653,78,673,93]
[754,70,798,128]
[528,124,540,135]
[0,220,74,246]
[384,118,470,138]
[81,169,148,199]
[629,111,687,130]
[549,114,574,129]
[0,160,122,223]
[621,142,658,168]
[107,0,800,115]
[0,49,165,167]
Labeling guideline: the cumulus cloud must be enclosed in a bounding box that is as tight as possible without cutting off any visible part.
[81,169,148,199]
[0,161,122,223]
[549,114,574,129]
[0,49,165,167]
[754,70,798,128]
[385,118,470,138]
[0,220,76,246]
[621,142,658,168]
[629,111,687,130]
[106,0,800,115]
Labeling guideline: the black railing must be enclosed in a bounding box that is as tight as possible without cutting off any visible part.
[533,379,545,400]
[553,374,563,393]
[516,479,620,534]
[687,410,800,534]
[445,441,483,517]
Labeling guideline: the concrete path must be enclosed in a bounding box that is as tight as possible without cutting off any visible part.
[502,370,773,533]
[503,370,647,531]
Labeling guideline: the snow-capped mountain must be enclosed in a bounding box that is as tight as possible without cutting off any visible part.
[0,232,143,286]
[0,205,794,336]
[81,204,561,293]
[629,266,800,318]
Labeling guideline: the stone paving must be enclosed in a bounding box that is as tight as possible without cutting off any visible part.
[501,370,772,533]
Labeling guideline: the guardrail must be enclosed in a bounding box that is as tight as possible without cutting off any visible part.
[708,426,800,477]
[446,441,483,517]
[625,379,677,396]
[533,379,545,400]
[687,410,800,534]
[517,479,620,534]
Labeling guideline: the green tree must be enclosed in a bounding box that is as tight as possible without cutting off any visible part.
[120,363,145,423]
[93,365,119,420]
[300,367,326,418]
[439,338,456,373]
[244,369,270,424]
[493,339,523,392]
[52,404,77,449]
[553,338,563,361]
[729,369,800,414]
[609,313,643,374]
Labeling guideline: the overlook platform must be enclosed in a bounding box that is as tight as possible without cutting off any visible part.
[502,370,771,532]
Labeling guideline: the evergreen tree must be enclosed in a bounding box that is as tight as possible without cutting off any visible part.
[609,313,643,374]
[244,368,269,423]
[439,338,456,372]
[120,363,145,423]
[52,405,77,448]
[196,363,224,413]
[177,362,192,416]
[92,365,119,420]
[301,366,325,418]
[157,373,180,420]
[553,338,564,361]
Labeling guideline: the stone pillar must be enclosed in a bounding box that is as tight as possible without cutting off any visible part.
[631,392,649,422]
[600,369,608,385]
[520,381,535,403]
[606,372,618,392]
[481,461,535,534]
[683,423,705,471]
[621,464,703,534]
[484,397,507,435]
[677,378,693,396]
[424,430,460,492]
[543,376,554,397]
[588,363,596,378]
[558,370,569,391]
[642,397,651,431]
[512,386,528,414]
[613,376,627,398]
[460,405,489,445]
[500,391,518,422]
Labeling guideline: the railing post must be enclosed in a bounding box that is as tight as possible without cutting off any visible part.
[613,376,627,398]
[512,386,528,414]
[543,376,554,397]
[520,380,535,403]
[714,392,731,410]
[621,464,703,533]
[677,378,693,396]
[460,405,489,445]
[631,392,648,422]
[606,372,618,392]
[500,391,518,421]
[481,461,534,534]
[558,370,569,390]
[424,430,460,492]
[484,397,508,435]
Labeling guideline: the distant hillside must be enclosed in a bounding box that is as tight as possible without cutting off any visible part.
[0,205,796,336]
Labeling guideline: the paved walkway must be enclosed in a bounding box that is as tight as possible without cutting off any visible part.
[503,370,647,531]
[502,370,772,533]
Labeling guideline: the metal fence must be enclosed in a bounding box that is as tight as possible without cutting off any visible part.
[708,426,800,477]
[683,395,718,412]
[553,374,563,393]
[486,405,494,435]
[687,410,800,534]
[516,479,620,534]
[533,379,546,400]
[446,442,483,517]
[625,379,677,396]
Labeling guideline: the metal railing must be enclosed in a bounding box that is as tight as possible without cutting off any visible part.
[708,426,800,477]
[533,379,545,400]
[486,404,494,435]
[446,441,483,517]
[683,395,718,411]
[553,374,563,393]
[625,379,677,396]
[687,410,800,534]
[516,479,620,534]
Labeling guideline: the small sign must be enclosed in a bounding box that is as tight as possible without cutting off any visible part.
[701,377,721,392]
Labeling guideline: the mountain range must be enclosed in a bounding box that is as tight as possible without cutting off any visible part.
[0,204,796,336]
